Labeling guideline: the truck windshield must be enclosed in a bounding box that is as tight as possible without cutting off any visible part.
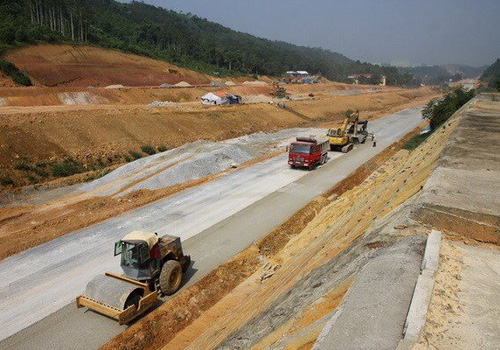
[290,144,311,154]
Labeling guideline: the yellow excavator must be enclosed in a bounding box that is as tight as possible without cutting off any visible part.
[327,110,368,152]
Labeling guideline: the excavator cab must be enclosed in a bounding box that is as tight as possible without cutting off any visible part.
[327,128,342,137]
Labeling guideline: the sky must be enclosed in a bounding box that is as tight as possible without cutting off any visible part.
[125,0,500,67]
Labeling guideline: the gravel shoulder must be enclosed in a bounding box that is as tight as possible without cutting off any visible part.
[414,241,500,350]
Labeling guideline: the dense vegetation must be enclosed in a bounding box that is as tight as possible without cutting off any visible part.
[0,0,419,85]
[0,59,32,85]
[480,59,500,90]
[404,88,476,150]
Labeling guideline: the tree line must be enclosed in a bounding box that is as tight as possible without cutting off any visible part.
[27,0,89,42]
[0,0,421,86]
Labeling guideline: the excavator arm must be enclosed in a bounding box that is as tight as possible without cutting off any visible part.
[327,110,360,152]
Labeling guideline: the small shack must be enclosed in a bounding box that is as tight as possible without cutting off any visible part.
[284,70,310,84]
[202,91,237,105]
[201,92,225,105]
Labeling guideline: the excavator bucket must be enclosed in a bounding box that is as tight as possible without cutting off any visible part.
[76,272,158,324]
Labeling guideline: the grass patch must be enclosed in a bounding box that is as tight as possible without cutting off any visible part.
[158,145,168,152]
[141,145,156,155]
[35,161,48,168]
[13,160,33,171]
[34,167,49,177]
[51,158,85,177]
[402,133,431,151]
[26,173,38,185]
[129,151,143,160]
[0,174,14,186]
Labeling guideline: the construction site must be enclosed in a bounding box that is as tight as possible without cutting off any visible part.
[0,14,499,350]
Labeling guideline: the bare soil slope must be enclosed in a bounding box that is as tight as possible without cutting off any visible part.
[0,89,436,188]
[4,44,214,87]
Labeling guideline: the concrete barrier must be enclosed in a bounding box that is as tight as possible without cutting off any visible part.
[397,230,442,350]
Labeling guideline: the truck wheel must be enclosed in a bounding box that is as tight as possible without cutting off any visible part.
[159,260,182,296]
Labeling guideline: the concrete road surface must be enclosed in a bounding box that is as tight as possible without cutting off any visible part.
[0,107,423,350]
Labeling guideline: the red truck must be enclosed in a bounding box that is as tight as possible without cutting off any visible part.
[288,137,329,170]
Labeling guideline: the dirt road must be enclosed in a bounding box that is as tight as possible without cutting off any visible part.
[0,107,424,350]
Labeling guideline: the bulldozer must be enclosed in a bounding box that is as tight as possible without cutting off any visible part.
[327,110,368,152]
[76,231,190,324]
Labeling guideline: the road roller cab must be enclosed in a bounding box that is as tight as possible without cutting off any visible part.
[115,231,161,282]
[76,231,190,324]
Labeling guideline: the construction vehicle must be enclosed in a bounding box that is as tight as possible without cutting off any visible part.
[288,136,329,170]
[76,231,190,324]
[347,119,369,144]
[327,110,368,152]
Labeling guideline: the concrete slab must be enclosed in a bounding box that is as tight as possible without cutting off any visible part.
[414,96,500,244]
[313,236,425,350]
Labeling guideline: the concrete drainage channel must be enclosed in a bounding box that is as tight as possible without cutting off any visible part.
[313,230,442,350]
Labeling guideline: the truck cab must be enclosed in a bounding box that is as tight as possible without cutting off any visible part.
[288,137,328,170]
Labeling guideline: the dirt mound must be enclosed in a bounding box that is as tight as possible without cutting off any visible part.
[243,94,272,104]
[104,84,124,89]
[4,44,213,87]
[243,80,268,86]
[174,81,192,87]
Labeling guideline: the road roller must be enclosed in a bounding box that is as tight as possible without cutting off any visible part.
[76,231,190,324]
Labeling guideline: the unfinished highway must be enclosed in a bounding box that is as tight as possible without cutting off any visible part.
[0,107,424,350]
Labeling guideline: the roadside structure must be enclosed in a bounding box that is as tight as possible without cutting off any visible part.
[284,70,310,84]
[201,92,228,105]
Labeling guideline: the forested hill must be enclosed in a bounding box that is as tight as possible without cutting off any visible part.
[480,59,500,89]
[1,0,416,85]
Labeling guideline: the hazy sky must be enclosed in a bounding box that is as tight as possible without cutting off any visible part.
[126,0,500,66]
